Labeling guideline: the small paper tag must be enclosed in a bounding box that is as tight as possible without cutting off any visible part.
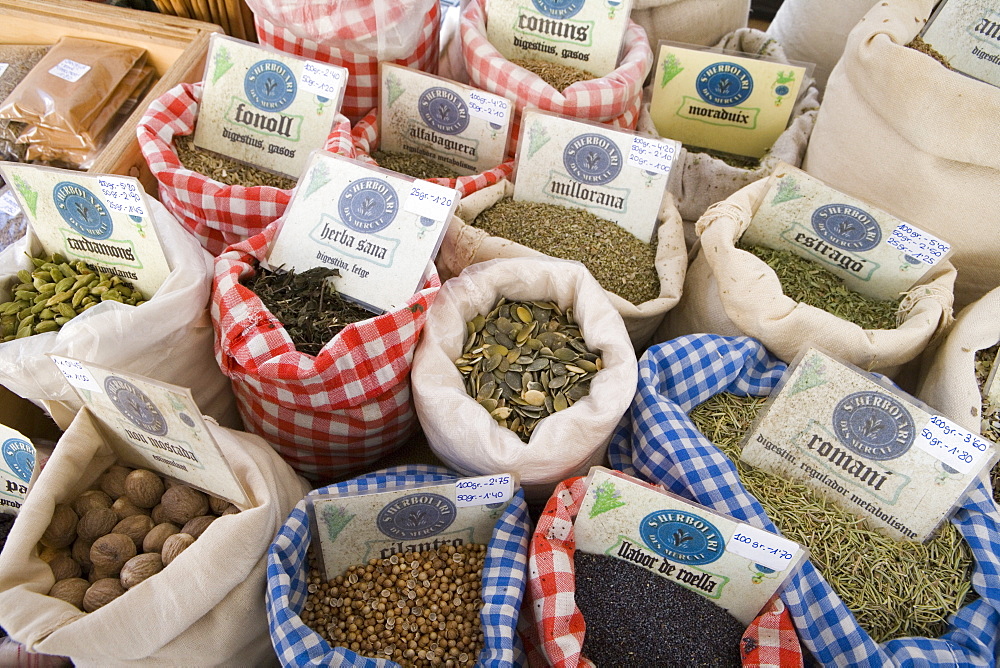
[628,135,678,175]
[454,474,515,507]
[0,64,9,79]
[0,191,19,218]
[299,60,348,99]
[48,59,91,83]
[405,180,459,222]
[916,415,994,475]
[97,176,148,218]
[727,523,800,571]
[467,89,511,127]
[51,356,103,393]
[886,222,950,267]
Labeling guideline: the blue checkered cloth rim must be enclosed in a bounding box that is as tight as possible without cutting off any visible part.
[607,334,1000,667]
[266,464,530,667]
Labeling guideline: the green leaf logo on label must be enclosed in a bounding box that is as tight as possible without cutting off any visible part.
[11,174,38,218]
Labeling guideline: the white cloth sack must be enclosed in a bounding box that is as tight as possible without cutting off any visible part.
[802,0,1000,310]
[412,257,637,498]
[0,409,309,666]
[0,199,240,430]
[631,0,750,48]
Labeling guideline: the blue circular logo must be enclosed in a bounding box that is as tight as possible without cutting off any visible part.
[53,182,113,240]
[696,62,754,107]
[377,493,456,540]
[833,391,915,461]
[104,376,169,436]
[244,59,297,112]
[2,438,34,483]
[640,510,725,566]
[774,84,790,96]
[418,87,470,135]
[563,134,623,186]
[811,204,882,252]
[530,0,585,19]
[338,178,399,234]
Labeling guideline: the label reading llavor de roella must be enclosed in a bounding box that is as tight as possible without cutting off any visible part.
[194,34,348,179]
[741,348,998,543]
[266,150,458,314]
[513,110,678,242]
[920,0,1000,88]
[741,163,952,301]
[485,0,634,77]
[573,467,806,625]
[379,64,512,177]
[0,425,35,516]
[649,44,807,159]
[0,164,171,299]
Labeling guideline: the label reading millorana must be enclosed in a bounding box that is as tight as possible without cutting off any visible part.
[266,150,458,313]
[485,0,634,77]
[49,355,251,509]
[742,347,998,543]
[307,474,517,580]
[0,164,170,299]
[573,467,806,625]
[194,33,348,179]
[920,0,1000,88]
[741,163,952,301]
[513,109,678,242]
[379,64,513,177]
[648,43,807,159]
[0,424,35,515]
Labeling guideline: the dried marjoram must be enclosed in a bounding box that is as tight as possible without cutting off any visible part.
[242,266,373,356]
[372,150,460,180]
[174,134,297,189]
[974,344,1000,502]
[690,392,976,643]
[511,58,596,92]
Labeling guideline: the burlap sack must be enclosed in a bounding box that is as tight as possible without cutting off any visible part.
[802,0,1000,310]
[0,198,240,431]
[661,178,956,375]
[411,257,637,499]
[438,180,687,349]
[631,0,750,49]
[0,409,309,666]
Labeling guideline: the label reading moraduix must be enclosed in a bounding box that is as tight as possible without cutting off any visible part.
[513,110,677,242]
[741,348,998,542]
[0,424,35,516]
[307,475,517,580]
[741,164,952,301]
[649,44,807,159]
[920,0,1000,88]
[194,34,348,179]
[0,163,171,299]
[379,64,512,177]
[485,0,634,77]
[266,150,457,314]
[574,467,806,625]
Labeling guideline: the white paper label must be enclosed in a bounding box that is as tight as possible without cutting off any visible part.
[0,191,19,218]
[0,64,8,78]
[886,222,950,267]
[467,90,510,127]
[727,523,800,572]
[454,473,515,507]
[405,180,458,222]
[97,177,148,218]
[916,414,994,475]
[51,356,103,393]
[48,59,91,83]
[627,135,678,175]
[299,61,347,99]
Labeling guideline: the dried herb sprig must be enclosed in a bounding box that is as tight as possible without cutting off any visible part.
[174,134,297,189]
[511,58,596,93]
[372,150,460,180]
[974,344,1000,502]
[690,392,976,643]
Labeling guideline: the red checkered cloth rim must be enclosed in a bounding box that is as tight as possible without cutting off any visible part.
[136,82,355,256]
[351,109,515,198]
[212,222,440,480]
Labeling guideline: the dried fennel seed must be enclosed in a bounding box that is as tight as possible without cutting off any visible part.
[974,344,1000,503]
[242,266,373,356]
[455,297,602,443]
[473,199,660,305]
[302,543,486,666]
[173,134,297,189]
[511,58,596,92]
[690,392,976,643]
[739,244,901,330]
[372,150,460,180]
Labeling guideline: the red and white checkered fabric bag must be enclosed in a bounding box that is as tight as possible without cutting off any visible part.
[525,476,803,667]
[251,1,440,123]
[460,0,652,144]
[351,110,515,198]
[212,222,440,481]
[137,82,355,256]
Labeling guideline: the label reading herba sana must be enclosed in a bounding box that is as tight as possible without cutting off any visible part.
[920,0,1000,88]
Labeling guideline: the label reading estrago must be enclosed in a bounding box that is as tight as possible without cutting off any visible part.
[194,34,348,179]
[740,164,952,301]
[741,348,998,542]
[484,0,634,77]
[379,64,512,177]
[0,426,35,514]
[573,467,805,625]
[920,0,1000,88]
[513,110,677,242]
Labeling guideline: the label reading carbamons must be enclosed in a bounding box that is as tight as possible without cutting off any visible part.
[741,163,952,301]
[920,0,1000,89]
[741,348,998,543]
[194,34,348,179]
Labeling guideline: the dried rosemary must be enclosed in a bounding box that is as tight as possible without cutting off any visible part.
[739,244,902,330]
[690,392,976,643]
[511,58,596,92]
[372,149,460,180]
[174,134,297,189]
[974,344,1000,502]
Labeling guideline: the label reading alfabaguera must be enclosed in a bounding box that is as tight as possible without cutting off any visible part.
[920,0,1000,88]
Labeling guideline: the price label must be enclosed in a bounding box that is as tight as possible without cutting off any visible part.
[726,523,799,572]
[915,414,995,475]
[50,356,103,393]
[627,135,678,175]
[467,90,511,127]
[0,191,19,218]
[404,180,458,222]
[885,222,950,267]
[454,473,515,508]
[97,177,147,218]
[299,61,347,99]
[48,59,91,83]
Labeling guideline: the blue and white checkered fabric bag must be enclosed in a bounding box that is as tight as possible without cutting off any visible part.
[608,334,1000,667]
[266,465,530,667]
